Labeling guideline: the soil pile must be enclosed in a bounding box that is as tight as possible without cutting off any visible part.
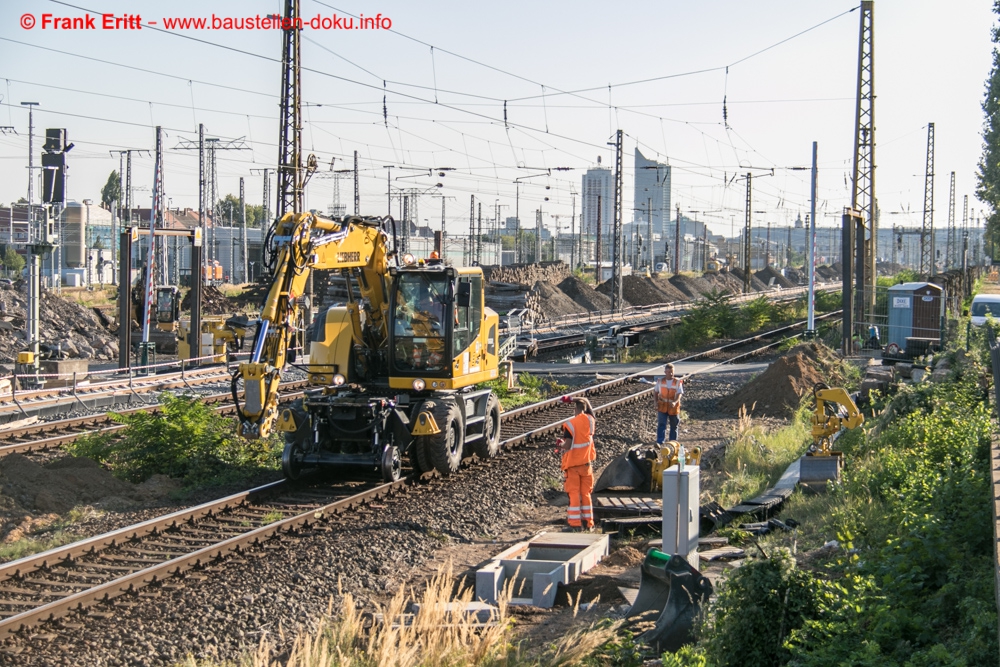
[598,275,684,306]
[557,276,612,312]
[728,267,770,292]
[0,454,180,541]
[181,285,236,315]
[649,275,693,302]
[668,274,716,299]
[531,281,586,320]
[754,266,795,289]
[783,267,807,285]
[719,343,842,418]
[700,271,745,295]
[0,282,119,363]
[815,265,839,281]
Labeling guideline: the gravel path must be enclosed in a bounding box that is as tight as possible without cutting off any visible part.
[0,368,762,666]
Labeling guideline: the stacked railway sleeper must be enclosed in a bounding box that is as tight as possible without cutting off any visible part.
[0,372,660,645]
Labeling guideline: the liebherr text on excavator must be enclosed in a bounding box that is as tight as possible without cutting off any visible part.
[233,211,503,482]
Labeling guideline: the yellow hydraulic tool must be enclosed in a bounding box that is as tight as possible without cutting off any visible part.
[650,442,702,493]
[801,383,864,482]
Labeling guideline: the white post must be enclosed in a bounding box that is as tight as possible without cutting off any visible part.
[807,141,818,333]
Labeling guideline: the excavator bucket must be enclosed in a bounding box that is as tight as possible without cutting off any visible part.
[627,549,713,652]
[594,445,654,492]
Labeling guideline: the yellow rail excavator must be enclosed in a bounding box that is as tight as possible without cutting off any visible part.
[233,212,502,482]
[800,383,864,483]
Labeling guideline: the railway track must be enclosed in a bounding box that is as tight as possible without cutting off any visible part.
[0,324,824,640]
[0,381,311,459]
[0,375,659,639]
[0,364,241,427]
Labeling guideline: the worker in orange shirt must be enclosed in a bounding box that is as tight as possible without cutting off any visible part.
[655,363,684,443]
[556,397,597,531]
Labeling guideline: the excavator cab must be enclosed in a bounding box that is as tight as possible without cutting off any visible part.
[387,265,498,390]
[155,286,180,328]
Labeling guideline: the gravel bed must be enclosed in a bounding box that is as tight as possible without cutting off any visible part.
[0,370,755,665]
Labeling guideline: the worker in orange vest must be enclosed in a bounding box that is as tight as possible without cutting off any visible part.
[655,363,684,443]
[556,397,597,531]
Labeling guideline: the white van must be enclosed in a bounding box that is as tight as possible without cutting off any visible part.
[970,294,1000,326]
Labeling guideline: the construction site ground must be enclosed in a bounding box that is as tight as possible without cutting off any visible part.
[390,360,796,657]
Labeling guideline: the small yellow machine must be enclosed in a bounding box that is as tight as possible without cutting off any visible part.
[233,212,501,482]
[177,316,248,362]
[800,383,864,483]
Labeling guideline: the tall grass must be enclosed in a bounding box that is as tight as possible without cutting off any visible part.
[712,406,809,509]
[177,565,621,667]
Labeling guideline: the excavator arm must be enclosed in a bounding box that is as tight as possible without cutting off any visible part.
[235,212,393,439]
[810,385,864,456]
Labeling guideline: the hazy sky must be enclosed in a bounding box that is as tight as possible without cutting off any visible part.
[0,0,995,237]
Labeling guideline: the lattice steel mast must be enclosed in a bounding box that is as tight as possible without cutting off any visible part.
[611,130,624,312]
[850,1,876,303]
[920,122,935,275]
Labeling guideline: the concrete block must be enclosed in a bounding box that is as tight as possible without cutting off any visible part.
[475,531,609,607]
[410,601,499,625]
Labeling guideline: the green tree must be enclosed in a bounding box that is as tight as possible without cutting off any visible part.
[976,2,1000,255]
[216,194,266,228]
[3,247,25,276]
[100,171,120,211]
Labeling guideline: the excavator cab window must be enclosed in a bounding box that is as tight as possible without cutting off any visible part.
[392,273,449,373]
[453,275,482,358]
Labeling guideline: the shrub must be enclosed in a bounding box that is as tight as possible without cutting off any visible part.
[703,549,824,667]
[67,392,281,487]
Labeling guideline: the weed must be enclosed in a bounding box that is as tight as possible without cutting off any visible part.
[260,511,283,525]
[543,475,563,491]
[66,392,282,488]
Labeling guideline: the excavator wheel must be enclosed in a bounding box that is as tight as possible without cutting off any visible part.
[380,445,402,483]
[471,393,502,459]
[422,399,463,475]
[281,399,311,481]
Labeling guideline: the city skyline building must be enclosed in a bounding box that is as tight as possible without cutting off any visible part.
[634,147,671,239]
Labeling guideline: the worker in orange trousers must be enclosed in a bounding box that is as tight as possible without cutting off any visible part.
[556,397,597,531]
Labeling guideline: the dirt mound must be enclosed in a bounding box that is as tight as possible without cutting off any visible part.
[602,545,645,568]
[0,282,119,363]
[701,272,746,295]
[1,455,128,514]
[181,285,236,315]
[815,265,839,281]
[557,276,612,312]
[783,267,807,285]
[754,266,795,289]
[668,274,716,299]
[728,267,770,292]
[719,343,840,418]
[531,281,586,320]
[598,275,683,306]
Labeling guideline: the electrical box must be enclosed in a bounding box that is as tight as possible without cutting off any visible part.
[662,464,700,565]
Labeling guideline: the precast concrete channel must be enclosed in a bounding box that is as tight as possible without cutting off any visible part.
[0,318,826,644]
